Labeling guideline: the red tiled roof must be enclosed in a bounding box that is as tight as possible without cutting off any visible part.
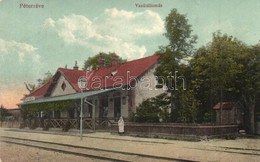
[25,54,160,97]
[59,54,160,91]
[86,54,160,90]
[25,81,51,98]
[58,68,87,92]
[213,102,236,110]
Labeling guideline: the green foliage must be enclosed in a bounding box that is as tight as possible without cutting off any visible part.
[154,8,198,123]
[190,32,247,122]
[156,93,171,123]
[22,100,78,118]
[164,9,197,57]
[155,8,197,87]
[37,71,53,87]
[190,32,260,130]
[131,93,170,123]
[175,90,200,123]
[128,112,136,122]
[83,52,126,70]
[154,48,176,85]
[135,99,160,123]
[203,111,215,123]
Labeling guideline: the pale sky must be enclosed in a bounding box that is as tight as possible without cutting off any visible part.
[0,0,260,108]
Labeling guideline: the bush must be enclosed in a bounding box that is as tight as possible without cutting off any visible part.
[135,99,160,123]
[128,112,136,122]
[131,93,171,123]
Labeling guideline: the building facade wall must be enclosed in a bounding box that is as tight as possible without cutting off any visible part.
[51,75,76,97]
[47,64,164,120]
[119,90,129,118]
[107,94,114,118]
[101,90,129,119]
[60,111,68,118]
[134,65,165,111]
[81,90,130,119]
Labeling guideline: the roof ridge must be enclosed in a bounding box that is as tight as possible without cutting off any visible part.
[58,67,85,72]
[58,54,160,72]
[121,54,159,64]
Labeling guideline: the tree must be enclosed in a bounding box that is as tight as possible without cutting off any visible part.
[83,52,125,70]
[164,9,197,59]
[190,32,247,122]
[235,44,260,133]
[37,71,52,87]
[190,32,260,133]
[155,8,197,121]
[25,71,53,93]
[189,47,217,122]
[24,82,37,93]
[175,90,200,123]
[0,105,11,121]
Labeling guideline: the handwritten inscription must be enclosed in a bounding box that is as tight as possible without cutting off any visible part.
[19,3,44,8]
[135,3,162,8]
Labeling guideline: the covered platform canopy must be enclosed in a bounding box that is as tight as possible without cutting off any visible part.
[20,87,120,106]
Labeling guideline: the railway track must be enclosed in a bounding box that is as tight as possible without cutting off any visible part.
[185,146,260,156]
[0,136,196,162]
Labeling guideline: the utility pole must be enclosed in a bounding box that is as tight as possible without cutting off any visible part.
[78,76,87,140]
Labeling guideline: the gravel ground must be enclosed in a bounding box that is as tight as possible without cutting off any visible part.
[0,128,259,162]
[0,142,106,162]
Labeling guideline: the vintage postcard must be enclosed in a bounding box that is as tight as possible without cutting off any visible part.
[0,0,259,161]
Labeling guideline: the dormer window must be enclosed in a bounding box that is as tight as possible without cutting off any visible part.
[61,82,66,91]
[110,70,118,77]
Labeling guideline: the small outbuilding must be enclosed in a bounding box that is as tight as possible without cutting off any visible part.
[6,108,22,121]
[213,102,244,125]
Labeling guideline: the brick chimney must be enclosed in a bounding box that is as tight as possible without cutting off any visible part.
[73,61,79,70]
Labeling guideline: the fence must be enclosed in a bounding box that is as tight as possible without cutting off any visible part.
[111,122,238,140]
[43,118,115,130]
